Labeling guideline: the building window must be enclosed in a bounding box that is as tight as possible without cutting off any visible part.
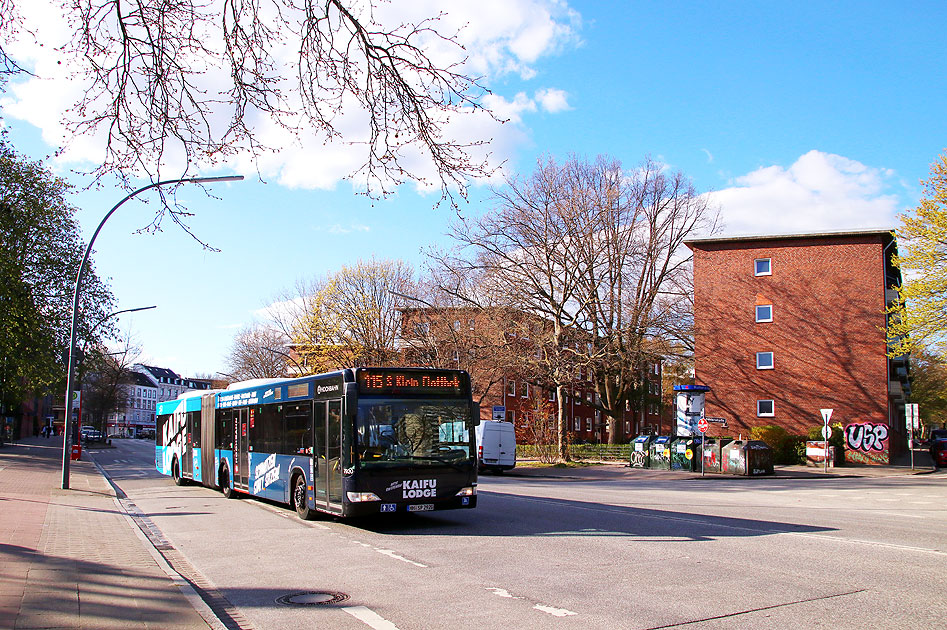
[505,410,515,423]
[756,352,774,370]
[574,417,581,431]
[754,258,772,276]
[521,382,529,398]
[506,379,515,397]
[757,400,775,417]
[756,304,773,322]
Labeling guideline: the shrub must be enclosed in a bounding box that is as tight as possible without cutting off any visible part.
[750,424,807,464]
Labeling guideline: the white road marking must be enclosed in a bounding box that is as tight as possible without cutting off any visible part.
[486,587,579,617]
[374,549,428,568]
[534,604,578,617]
[343,605,401,630]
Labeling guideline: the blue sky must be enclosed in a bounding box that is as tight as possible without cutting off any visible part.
[2,1,945,377]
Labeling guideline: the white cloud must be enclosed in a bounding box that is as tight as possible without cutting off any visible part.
[1,0,580,191]
[705,150,901,236]
[535,88,571,113]
[323,223,371,235]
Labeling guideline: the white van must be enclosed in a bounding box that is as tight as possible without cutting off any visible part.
[476,420,517,473]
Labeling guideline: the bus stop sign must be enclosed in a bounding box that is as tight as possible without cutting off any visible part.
[697,418,708,433]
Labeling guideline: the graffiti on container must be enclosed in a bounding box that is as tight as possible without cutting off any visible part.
[703,450,719,470]
[843,422,890,465]
[630,451,648,467]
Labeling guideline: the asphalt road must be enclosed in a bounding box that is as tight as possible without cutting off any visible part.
[91,439,947,629]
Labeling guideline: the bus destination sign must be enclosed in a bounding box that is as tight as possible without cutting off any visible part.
[358,370,467,396]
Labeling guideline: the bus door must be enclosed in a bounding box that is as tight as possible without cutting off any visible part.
[235,408,250,490]
[182,412,194,478]
[314,400,343,512]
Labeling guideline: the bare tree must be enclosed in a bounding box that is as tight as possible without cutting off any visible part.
[577,158,716,443]
[436,156,605,460]
[434,155,717,457]
[225,324,292,380]
[1,1,499,210]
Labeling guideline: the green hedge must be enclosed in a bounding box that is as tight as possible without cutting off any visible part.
[517,443,632,461]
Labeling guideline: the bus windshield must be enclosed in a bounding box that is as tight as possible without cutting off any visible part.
[356,399,473,469]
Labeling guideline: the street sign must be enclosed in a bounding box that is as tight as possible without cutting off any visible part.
[492,406,506,421]
[705,417,728,426]
[697,418,708,433]
[819,408,833,474]
[906,404,919,430]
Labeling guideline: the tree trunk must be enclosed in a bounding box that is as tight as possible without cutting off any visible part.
[556,383,570,462]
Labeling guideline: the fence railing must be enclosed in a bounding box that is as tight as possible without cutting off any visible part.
[517,443,631,462]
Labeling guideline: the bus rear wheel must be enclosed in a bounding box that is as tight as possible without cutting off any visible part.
[220,465,235,499]
[171,458,185,486]
[293,475,314,520]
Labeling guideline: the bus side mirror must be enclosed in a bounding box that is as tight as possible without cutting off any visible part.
[344,383,358,416]
[471,402,481,427]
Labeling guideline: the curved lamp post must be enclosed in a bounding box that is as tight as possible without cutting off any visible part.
[62,175,243,489]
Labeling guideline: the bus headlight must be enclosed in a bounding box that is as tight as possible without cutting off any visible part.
[455,486,477,497]
[346,492,381,502]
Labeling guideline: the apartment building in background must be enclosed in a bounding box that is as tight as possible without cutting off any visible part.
[685,228,909,464]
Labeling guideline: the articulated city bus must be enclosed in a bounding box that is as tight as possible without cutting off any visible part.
[156,367,478,518]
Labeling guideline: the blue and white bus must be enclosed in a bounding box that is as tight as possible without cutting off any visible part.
[156,367,478,518]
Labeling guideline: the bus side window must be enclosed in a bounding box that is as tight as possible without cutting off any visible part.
[283,402,312,455]
[217,410,233,450]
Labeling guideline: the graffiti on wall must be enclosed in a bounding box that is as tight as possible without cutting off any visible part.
[843,422,890,465]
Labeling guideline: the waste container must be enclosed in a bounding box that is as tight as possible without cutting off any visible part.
[670,436,702,472]
[722,440,774,476]
[629,435,652,468]
[70,444,82,461]
[701,437,731,473]
[648,436,672,470]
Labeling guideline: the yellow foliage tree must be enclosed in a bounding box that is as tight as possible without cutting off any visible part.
[888,150,947,357]
[292,259,414,372]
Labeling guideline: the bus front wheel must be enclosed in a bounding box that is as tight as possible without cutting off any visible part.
[293,475,314,520]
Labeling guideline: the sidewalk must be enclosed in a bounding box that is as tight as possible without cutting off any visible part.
[508,455,942,481]
[0,436,216,630]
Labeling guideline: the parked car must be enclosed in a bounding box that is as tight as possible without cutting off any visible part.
[80,428,103,442]
[930,437,947,469]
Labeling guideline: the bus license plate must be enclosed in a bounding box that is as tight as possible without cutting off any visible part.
[408,504,434,512]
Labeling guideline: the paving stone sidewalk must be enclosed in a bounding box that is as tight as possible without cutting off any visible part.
[0,436,215,630]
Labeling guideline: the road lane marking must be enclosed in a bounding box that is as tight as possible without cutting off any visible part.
[374,549,428,567]
[343,605,401,630]
[486,587,578,617]
[534,604,578,617]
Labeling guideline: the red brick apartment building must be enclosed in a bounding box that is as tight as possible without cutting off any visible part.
[685,229,909,464]
[399,307,664,444]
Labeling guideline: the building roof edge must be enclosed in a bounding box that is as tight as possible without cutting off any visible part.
[684,227,895,247]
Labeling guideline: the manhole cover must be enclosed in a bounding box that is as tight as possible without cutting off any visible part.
[276,591,349,606]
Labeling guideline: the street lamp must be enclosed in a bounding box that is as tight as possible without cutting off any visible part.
[62,175,243,489]
[263,346,305,375]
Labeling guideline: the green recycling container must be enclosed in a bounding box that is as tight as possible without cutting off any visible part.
[648,436,672,470]
[670,436,702,471]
